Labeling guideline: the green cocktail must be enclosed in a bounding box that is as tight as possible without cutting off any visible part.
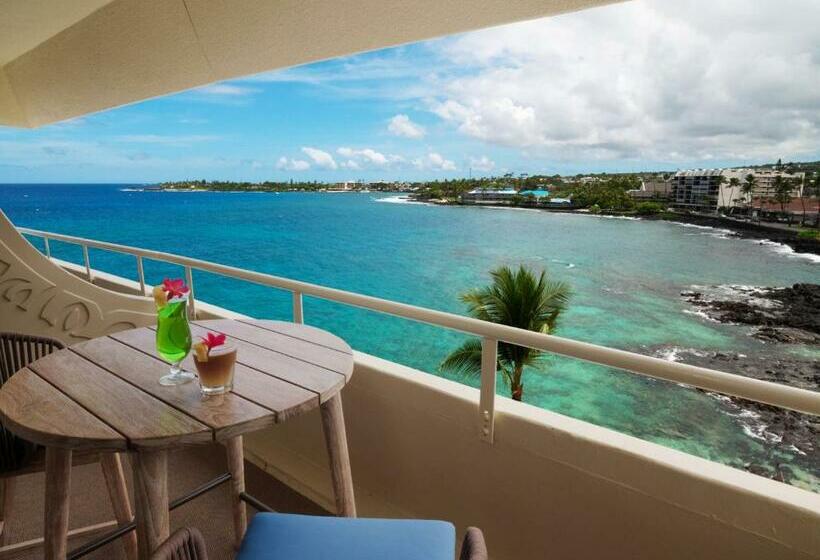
[154,279,196,386]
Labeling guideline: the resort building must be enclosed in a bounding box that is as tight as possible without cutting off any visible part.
[669,169,725,210]
[0,3,818,560]
[719,169,806,208]
[460,187,519,203]
[628,180,671,201]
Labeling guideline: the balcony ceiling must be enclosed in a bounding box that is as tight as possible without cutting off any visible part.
[0,0,620,128]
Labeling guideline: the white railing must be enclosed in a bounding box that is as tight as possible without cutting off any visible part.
[18,226,820,443]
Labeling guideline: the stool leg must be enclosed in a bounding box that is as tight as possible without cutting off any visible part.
[132,449,168,560]
[100,453,138,560]
[44,447,72,560]
[320,394,356,517]
[0,477,11,545]
[225,436,247,549]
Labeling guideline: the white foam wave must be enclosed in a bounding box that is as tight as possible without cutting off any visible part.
[550,259,577,269]
[682,309,720,323]
[588,214,640,220]
[670,221,819,263]
[374,195,430,206]
[755,239,820,264]
[669,221,735,238]
[657,347,682,362]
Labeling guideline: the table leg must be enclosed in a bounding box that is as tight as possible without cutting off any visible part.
[225,436,247,549]
[44,447,72,560]
[131,449,168,560]
[320,394,356,517]
[100,453,138,560]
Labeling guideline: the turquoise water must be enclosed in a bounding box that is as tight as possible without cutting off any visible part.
[2,185,818,489]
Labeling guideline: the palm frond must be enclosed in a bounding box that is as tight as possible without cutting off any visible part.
[439,338,484,379]
[448,265,572,399]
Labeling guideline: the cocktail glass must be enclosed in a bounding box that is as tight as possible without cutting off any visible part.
[156,296,195,385]
[194,345,236,396]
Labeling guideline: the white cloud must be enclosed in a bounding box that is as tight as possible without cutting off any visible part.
[413,152,457,171]
[387,114,426,139]
[301,147,338,169]
[428,0,820,163]
[196,84,259,97]
[276,156,310,171]
[337,147,404,167]
[469,156,495,172]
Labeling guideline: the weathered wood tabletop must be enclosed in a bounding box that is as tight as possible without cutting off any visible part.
[0,319,356,560]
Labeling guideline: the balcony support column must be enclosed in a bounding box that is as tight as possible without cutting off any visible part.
[479,338,497,444]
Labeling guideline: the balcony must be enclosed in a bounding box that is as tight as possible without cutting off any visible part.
[1,211,818,560]
[1,3,819,557]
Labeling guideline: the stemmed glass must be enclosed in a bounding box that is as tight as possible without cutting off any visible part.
[155,280,196,385]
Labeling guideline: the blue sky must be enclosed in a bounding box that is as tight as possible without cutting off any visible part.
[1,0,818,183]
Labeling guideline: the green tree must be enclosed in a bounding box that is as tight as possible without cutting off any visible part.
[440,266,571,401]
[716,174,728,210]
[800,172,820,226]
[742,174,756,214]
[772,175,793,215]
[726,177,741,211]
[635,202,665,215]
[572,176,638,211]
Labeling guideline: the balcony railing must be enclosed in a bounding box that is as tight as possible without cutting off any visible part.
[17,226,820,444]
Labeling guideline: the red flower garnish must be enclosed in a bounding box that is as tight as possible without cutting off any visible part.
[162,278,189,299]
[201,332,226,350]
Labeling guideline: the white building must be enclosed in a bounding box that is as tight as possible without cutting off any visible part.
[719,169,805,208]
[460,187,519,203]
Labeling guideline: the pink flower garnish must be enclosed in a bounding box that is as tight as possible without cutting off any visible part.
[162,278,190,299]
[201,332,226,350]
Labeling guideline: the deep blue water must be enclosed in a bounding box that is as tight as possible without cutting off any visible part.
[2,184,818,489]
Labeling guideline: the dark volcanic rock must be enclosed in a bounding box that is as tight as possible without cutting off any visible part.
[669,349,819,485]
[671,283,820,486]
[682,283,820,341]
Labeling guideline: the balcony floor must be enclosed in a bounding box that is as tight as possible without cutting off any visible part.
[1,444,326,559]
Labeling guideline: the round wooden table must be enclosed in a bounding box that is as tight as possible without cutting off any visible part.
[0,319,356,560]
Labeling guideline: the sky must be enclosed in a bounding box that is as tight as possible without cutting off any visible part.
[1,0,819,183]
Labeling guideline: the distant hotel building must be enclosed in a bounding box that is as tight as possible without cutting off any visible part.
[719,169,804,207]
[628,180,671,201]
[460,187,518,203]
[670,168,805,211]
[669,169,724,210]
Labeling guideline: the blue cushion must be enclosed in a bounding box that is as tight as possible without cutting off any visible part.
[236,513,456,560]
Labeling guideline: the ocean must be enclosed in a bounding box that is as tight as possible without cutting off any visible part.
[2,184,818,490]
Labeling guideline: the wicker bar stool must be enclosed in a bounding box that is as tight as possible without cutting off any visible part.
[0,332,138,560]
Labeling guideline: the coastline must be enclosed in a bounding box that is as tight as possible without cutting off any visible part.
[131,187,820,256]
[644,212,820,256]
[418,198,820,256]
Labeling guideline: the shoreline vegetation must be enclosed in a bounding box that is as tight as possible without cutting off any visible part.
[150,171,820,256]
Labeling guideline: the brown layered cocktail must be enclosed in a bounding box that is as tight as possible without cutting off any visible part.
[192,332,236,395]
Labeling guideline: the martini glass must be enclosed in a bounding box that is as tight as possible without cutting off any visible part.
[156,296,195,385]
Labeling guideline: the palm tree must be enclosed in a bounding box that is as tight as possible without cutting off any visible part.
[742,174,756,215]
[440,265,571,401]
[727,177,740,213]
[716,174,728,210]
[772,175,793,216]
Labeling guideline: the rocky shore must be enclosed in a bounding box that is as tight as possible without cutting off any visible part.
[682,283,820,344]
[673,283,819,483]
[651,213,820,256]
